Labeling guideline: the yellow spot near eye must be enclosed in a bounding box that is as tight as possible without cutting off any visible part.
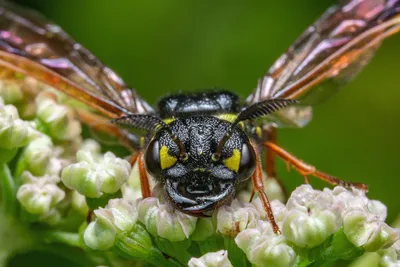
[223,149,241,173]
[216,114,237,123]
[160,145,177,169]
[255,126,262,138]
[163,118,176,124]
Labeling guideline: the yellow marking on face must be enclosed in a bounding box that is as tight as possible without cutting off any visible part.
[163,118,176,124]
[216,114,237,123]
[223,149,241,173]
[160,145,177,169]
[255,127,262,138]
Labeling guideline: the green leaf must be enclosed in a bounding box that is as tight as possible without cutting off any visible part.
[223,236,251,267]
[307,228,365,266]
[154,237,192,265]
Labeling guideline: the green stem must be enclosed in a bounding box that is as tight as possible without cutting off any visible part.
[0,163,17,215]
[39,230,82,248]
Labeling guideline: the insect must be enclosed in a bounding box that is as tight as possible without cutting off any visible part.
[0,1,399,234]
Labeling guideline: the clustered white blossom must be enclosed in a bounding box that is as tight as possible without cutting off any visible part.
[35,93,81,141]
[0,98,39,152]
[84,198,137,250]
[17,171,65,215]
[1,90,399,267]
[188,250,233,267]
[61,149,131,198]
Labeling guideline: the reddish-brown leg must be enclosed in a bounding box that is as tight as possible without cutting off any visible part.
[137,152,152,198]
[263,141,368,191]
[264,127,288,197]
[129,153,139,167]
[252,147,281,234]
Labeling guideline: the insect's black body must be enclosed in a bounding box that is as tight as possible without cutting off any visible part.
[157,91,241,117]
[145,92,257,215]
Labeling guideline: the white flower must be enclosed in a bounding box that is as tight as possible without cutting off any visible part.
[22,135,69,176]
[84,221,116,251]
[328,187,398,251]
[235,220,297,267]
[94,199,137,232]
[188,250,233,267]
[343,207,398,251]
[61,150,131,198]
[84,198,137,250]
[71,191,89,216]
[0,98,39,150]
[17,171,65,215]
[0,80,23,104]
[282,185,342,248]
[215,199,260,236]
[35,94,81,141]
[137,197,197,242]
[380,248,400,267]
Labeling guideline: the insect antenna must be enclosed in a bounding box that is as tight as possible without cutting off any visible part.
[213,99,299,159]
[111,114,186,159]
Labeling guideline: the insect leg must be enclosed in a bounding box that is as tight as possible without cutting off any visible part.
[264,126,288,198]
[138,152,152,198]
[252,146,281,234]
[263,141,368,191]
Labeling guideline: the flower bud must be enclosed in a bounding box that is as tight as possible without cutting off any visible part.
[215,199,259,237]
[114,224,154,259]
[21,135,68,176]
[79,139,102,155]
[39,208,63,226]
[84,221,116,250]
[17,171,65,215]
[188,250,233,267]
[137,197,197,242]
[84,198,137,250]
[343,207,398,251]
[380,248,400,267]
[282,208,341,248]
[35,95,81,141]
[327,186,399,251]
[282,185,342,248]
[0,80,23,104]
[94,199,137,232]
[61,150,131,198]
[71,190,89,216]
[235,220,297,267]
[0,99,39,150]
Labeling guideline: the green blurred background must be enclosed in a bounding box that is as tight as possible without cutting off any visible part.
[8,0,400,265]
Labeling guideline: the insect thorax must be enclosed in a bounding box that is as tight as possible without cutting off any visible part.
[157,90,241,118]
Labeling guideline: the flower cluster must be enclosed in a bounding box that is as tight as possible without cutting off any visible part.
[1,89,399,267]
[61,149,131,198]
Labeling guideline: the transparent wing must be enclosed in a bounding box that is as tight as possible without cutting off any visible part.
[0,1,153,118]
[246,0,400,127]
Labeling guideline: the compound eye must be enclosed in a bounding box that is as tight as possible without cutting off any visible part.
[237,143,256,181]
[145,139,161,178]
